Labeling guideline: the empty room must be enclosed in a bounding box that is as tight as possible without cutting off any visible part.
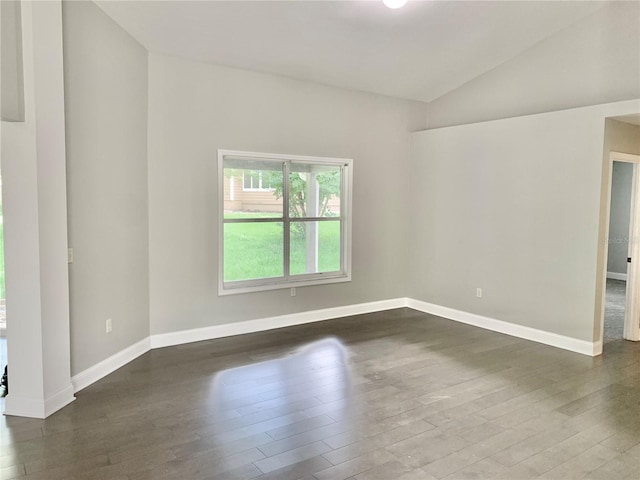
[1,1,640,479]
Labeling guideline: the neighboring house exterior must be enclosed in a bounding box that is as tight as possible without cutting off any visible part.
[223,175,281,212]
[223,174,341,214]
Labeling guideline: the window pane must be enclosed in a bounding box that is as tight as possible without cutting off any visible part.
[289,163,341,218]
[223,162,283,218]
[290,220,341,275]
[243,172,258,189]
[224,222,283,282]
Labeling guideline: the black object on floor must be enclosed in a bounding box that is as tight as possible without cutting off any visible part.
[0,365,7,397]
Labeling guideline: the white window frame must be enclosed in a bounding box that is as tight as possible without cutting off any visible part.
[218,149,352,295]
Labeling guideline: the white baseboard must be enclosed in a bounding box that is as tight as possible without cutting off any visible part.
[150,298,406,349]
[4,384,75,418]
[406,298,598,356]
[606,271,627,281]
[69,296,601,399]
[592,340,603,357]
[71,337,151,393]
[4,394,48,418]
[45,384,75,417]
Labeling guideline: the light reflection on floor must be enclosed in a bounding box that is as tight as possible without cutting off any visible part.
[208,337,356,463]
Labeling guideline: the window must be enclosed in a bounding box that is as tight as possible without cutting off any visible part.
[219,150,352,294]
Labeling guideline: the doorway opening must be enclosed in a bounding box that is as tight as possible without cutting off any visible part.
[0,172,5,399]
[0,173,5,333]
[603,152,640,346]
[604,160,632,342]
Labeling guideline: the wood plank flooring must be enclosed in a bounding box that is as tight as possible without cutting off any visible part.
[1,308,640,479]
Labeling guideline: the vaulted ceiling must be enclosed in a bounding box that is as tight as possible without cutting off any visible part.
[95,0,607,103]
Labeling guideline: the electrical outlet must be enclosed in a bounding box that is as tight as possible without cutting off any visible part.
[291,287,296,297]
[476,288,482,298]
[68,248,74,264]
[106,318,112,333]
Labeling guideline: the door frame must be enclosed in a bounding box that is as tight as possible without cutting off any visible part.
[601,151,640,344]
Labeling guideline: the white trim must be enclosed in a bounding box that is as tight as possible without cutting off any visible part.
[407,299,598,356]
[606,271,628,281]
[220,274,351,296]
[4,395,47,419]
[150,298,405,349]
[71,337,151,393]
[592,340,603,357]
[624,154,640,341]
[69,297,604,396]
[4,384,74,418]
[44,384,75,417]
[611,152,640,163]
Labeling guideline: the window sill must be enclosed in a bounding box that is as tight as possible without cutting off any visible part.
[219,273,351,296]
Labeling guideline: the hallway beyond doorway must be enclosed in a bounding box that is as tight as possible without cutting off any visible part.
[604,278,626,342]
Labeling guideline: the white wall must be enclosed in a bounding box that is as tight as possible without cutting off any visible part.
[148,53,427,335]
[63,1,149,376]
[1,0,73,418]
[409,100,640,344]
[427,2,640,128]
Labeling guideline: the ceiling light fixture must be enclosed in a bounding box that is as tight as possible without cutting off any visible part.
[383,0,408,9]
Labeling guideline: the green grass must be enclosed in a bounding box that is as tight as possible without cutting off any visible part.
[223,213,340,282]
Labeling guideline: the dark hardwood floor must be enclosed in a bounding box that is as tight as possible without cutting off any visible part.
[2,308,639,479]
